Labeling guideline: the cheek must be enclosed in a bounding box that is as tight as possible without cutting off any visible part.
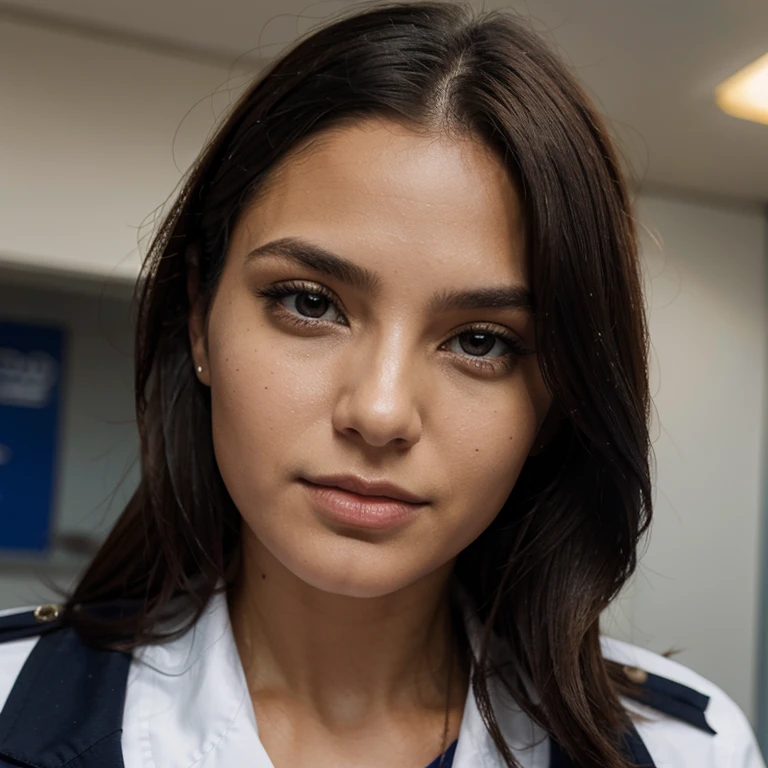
[203,304,331,494]
[438,385,542,541]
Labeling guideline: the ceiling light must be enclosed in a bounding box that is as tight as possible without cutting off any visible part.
[715,52,768,126]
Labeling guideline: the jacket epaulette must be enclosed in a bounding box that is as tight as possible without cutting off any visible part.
[0,606,131,768]
[550,665,717,768]
[0,604,65,644]
[620,664,717,735]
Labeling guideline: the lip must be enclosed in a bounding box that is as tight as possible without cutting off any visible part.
[304,474,429,504]
[299,475,429,531]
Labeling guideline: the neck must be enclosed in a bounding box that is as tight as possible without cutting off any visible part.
[227,529,468,730]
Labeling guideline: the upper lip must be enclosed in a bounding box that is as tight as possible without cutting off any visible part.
[304,474,428,504]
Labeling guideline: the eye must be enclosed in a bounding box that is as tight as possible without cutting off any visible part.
[255,281,347,327]
[441,325,534,374]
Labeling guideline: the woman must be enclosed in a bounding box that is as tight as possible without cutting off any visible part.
[0,2,762,767]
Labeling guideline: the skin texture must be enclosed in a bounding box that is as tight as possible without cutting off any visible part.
[189,118,553,768]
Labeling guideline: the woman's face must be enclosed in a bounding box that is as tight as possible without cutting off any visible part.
[190,118,552,598]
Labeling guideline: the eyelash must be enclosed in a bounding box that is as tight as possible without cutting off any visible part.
[254,280,535,375]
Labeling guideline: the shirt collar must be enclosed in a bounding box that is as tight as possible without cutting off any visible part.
[130,587,269,767]
[132,585,547,768]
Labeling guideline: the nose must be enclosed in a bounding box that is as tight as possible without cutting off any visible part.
[331,330,423,449]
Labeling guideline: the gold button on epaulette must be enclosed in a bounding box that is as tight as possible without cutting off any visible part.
[622,665,648,684]
[34,604,60,622]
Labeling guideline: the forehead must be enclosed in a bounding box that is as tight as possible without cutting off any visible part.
[235,119,527,285]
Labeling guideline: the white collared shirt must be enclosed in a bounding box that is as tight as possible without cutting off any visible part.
[0,592,764,768]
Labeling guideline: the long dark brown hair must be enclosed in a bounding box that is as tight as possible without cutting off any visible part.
[58,3,652,766]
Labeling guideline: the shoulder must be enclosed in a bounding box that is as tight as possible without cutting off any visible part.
[0,604,58,714]
[601,636,765,767]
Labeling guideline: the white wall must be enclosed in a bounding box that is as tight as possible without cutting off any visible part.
[1,14,766,726]
[603,193,767,724]
[0,16,251,283]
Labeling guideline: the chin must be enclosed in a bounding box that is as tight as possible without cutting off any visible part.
[273,534,437,599]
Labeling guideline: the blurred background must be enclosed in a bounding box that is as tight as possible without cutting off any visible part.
[0,0,766,751]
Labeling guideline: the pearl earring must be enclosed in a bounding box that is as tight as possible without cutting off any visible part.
[197,366,203,373]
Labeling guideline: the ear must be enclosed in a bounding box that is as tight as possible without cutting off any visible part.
[529,401,564,457]
[187,252,211,387]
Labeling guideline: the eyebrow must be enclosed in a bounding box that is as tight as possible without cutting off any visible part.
[245,236,533,314]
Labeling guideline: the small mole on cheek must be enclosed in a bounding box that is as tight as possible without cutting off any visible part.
[264,386,268,390]
[261,572,266,580]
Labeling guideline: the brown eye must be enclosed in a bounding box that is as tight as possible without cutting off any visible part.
[457,331,497,357]
[441,324,534,376]
[295,291,331,318]
[255,281,348,327]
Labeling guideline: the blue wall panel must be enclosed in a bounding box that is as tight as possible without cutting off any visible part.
[0,321,65,552]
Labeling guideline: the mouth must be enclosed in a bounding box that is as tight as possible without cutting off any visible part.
[302,473,429,504]
[299,477,428,531]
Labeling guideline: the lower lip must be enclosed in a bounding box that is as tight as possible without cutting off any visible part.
[300,480,426,531]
